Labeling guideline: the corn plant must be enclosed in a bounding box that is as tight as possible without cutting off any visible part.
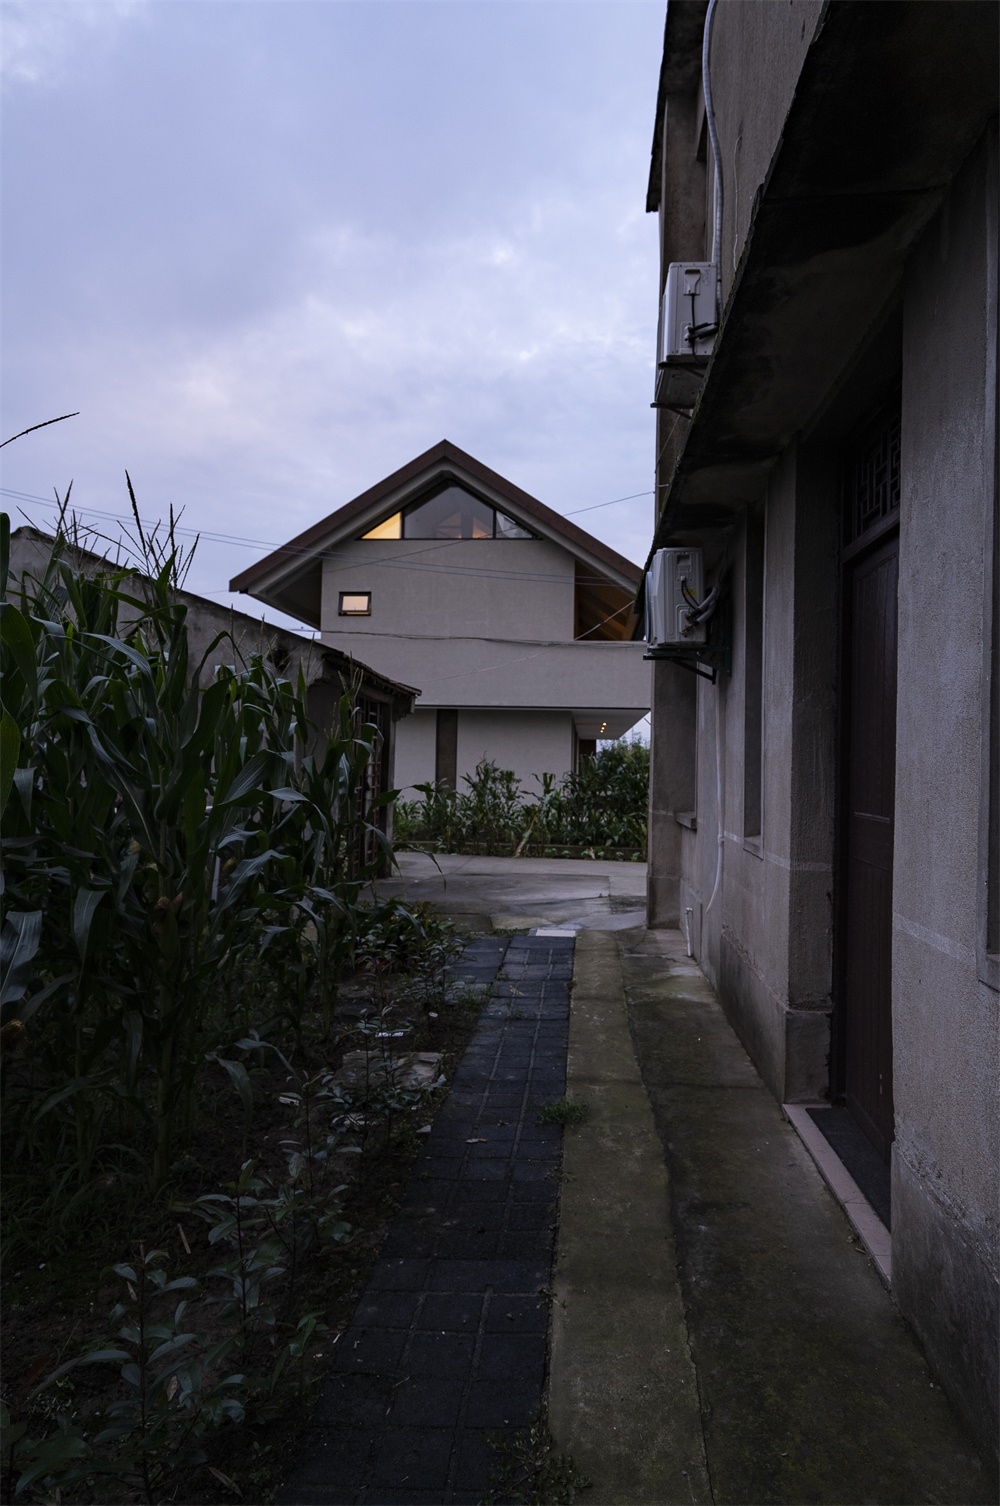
[0,504,393,1245]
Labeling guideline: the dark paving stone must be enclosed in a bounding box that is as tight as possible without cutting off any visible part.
[465,1140,514,1160]
[419,1156,467,1180]
[285,1427,373,1489]
[497,1231,554,1260]
[405,1178,459,1205]
[441,1203,506,1232]
[465,1378,539,1428]
[461,1161,510,1182]
[286,932,570,1504]
[417,1293,485,1331]
[476,1333,547,1381]
[510,1180,557,1203]
[511,1161,559,1183]
[381,1228,439,1259]
[451,1178,510,1203]
[332,1326,409,1374]
[485,1295,551,1333]
[506,1202,556,1231]
[435,1229,500,1259]
[312,1373,395,1427]
[373,1490,454,1505]
[405,1331,476,1376]
[351,1292,421,1329]
[369,1259,431,1291]
[425,1259,502,1292]
[370,1427,455,1488]
[388,1378,465,1428]
[452,1428,501,1490]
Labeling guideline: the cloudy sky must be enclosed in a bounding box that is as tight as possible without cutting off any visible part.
[2,0,665,631]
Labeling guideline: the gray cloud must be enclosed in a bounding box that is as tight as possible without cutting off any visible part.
[2,1,665,621]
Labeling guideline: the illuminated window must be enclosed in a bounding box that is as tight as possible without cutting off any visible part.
[362,513,402,540]
[339,592,372,616]
[359,486,537,541]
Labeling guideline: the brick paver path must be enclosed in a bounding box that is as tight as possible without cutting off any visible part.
[280,932,573,1505]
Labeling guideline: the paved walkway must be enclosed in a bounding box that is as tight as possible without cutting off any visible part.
[280,933,573,1505]
[281,857,997,1506]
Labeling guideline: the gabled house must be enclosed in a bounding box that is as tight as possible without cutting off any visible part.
[230,441,650,794]
[642,0,997,1460]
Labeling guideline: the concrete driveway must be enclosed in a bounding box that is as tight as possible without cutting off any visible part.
[377,851,647,933]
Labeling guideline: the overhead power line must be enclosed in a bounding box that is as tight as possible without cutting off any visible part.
[2,486,651,590]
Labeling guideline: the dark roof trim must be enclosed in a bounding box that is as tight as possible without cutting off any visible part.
[229,439,642,596]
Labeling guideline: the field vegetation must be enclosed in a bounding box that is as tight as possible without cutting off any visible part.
[394,744,649,861]
[0,511,476,1503]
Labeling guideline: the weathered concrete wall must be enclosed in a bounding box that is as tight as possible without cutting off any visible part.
[891,130,999,1454]
[646,658,696,928]
[711,0,825,303]
[681,440,837,1105]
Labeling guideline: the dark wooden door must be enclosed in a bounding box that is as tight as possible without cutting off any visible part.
[840,533,898,1160]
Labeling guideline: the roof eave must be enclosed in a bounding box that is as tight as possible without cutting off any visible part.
[645,0,998,571]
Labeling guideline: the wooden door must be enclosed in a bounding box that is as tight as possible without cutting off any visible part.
[835,394,901,1164]
[841,535,898,1159]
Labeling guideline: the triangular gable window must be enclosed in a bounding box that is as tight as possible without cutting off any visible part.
[361,484,536,541]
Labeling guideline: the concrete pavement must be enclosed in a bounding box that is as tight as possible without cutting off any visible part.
[376,852,647,934]
[377,854,996,1505]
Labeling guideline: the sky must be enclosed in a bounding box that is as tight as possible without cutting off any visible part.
[1,0,665,641]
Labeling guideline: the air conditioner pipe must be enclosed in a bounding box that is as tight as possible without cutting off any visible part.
[702,0,723,325]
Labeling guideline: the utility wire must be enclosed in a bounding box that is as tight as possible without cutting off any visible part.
[3,490,648,589]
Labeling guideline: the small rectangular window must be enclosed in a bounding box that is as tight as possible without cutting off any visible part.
[339,592,372,616]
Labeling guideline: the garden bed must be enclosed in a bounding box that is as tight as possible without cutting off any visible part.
[1,929,487,1505]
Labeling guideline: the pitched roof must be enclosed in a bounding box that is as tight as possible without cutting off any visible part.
[229,440,643,603]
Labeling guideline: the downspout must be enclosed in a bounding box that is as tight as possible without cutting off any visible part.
[701,0,725,928]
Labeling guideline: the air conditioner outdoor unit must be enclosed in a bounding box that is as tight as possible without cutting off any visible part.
[645,547,708,647]
[659,263,716,362]
[654,261,716,410]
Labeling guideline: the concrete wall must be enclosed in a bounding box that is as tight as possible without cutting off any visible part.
[392,709,438,794]
[392,707,574,796]
[891,131,999,1452]
[646,658,696,927]
[318,537,650,717]
[711,0,824,302]
[668,128,999,1458]
[321,538,574,645]
[319,628,649,717]
[683,445,834,1104]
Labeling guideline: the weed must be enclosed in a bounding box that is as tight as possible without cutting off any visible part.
[481,1410,591,1505]
[536,1098,590,1127]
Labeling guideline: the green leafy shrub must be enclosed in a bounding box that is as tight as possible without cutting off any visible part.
[394,744,649,858]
